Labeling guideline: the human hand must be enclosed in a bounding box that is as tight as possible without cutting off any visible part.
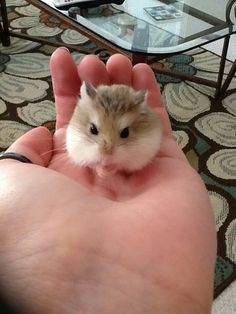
[0,48,216,314]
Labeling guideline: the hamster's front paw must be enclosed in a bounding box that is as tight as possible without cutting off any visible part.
[95,164,118,178]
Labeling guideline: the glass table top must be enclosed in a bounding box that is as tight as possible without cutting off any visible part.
[41,0,236,55]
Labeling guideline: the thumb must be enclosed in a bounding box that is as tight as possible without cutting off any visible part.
[6,127,53,167]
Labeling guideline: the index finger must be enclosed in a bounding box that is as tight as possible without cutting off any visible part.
[50,48,81,129]
[51,49,111,129]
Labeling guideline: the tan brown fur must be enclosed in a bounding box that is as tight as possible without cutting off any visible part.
[66,82,162,176]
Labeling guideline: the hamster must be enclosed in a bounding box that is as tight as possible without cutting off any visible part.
[66,81,162,178]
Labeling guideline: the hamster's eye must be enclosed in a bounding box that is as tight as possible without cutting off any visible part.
[90,123,99,135]
[120,127,129,139]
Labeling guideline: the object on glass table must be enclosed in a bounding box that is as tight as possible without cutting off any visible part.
[117,14,137,26]
[69,3,121,18]
[144,5,183,22]
[52,0,125,10]
[78,5,112,18]
[116,13,137,37]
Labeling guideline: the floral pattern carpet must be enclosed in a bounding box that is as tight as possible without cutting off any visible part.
[1,0,236,299]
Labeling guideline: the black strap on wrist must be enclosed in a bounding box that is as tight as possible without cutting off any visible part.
[0,152,33,164]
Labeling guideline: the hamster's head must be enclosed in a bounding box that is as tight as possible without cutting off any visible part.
[66,82,162,177]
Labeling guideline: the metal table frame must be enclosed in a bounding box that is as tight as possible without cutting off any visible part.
[1,0,235,99]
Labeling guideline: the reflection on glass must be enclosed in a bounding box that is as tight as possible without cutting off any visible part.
[63,0,235,53]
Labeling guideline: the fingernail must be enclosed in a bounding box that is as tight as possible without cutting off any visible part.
[59,47,70,53]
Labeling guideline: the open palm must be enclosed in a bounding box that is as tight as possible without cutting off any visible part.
[0,48,216,314]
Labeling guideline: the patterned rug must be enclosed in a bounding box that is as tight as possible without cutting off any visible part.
[1,0,236,299]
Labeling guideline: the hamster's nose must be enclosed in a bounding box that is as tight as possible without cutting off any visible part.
[102,139,114,155]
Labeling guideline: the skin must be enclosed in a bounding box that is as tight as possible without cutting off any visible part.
[0,48,217,314]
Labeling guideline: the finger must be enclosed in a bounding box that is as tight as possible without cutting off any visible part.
[78,55,110,86]
[158,136,188,161]
[5,127,53,167]
[106,54,133,85]
[132,63,173,137]
[50,48,81,129]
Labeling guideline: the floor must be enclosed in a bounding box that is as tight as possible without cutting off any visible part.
[203,34,236,314]
[205,34,236,62]
[213,280,236,314]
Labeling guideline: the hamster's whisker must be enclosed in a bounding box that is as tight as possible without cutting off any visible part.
[39,147,66,157]
[50,154,68,164]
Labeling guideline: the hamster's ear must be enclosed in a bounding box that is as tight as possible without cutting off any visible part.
[80,81,97,100]
[133,90,148,112]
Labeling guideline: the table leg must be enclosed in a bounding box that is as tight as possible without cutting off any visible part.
[215,35,230,98]
[214,34,236,99]
[0,0,10,46]
[218,59,236,98]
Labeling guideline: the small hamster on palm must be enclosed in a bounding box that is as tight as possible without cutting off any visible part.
[66,81,162,177]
